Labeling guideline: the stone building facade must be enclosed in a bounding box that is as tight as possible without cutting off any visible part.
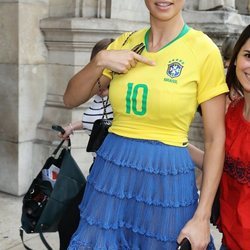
[0,0,249,195]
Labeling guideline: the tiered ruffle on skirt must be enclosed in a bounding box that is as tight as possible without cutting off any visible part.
[68,133,214,249]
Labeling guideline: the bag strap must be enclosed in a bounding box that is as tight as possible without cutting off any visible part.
[19,227,53,250]
[39,229,53,250]
[51,138,71,157]
[121,31,136,46]
[19,228,33,250]
[51,124,72,157]
[97,78,109,119]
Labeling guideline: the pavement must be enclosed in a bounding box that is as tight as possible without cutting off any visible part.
[0,191,222,250]
[0,192,58,250]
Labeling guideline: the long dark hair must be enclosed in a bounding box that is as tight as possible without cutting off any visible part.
[226,25,250,99]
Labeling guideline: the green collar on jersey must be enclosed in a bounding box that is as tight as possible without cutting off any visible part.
[144,24,190,52]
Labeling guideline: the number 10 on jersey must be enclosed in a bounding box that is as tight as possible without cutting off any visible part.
[126,83,148,116]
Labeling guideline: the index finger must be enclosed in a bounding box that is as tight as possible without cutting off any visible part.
[134,53,156,66]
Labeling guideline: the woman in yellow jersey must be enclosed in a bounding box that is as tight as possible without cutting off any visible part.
[64,1,228,249]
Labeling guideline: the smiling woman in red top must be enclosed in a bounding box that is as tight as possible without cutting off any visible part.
[218,24,250,250]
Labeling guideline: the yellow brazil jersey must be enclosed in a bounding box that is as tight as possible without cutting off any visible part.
[103,25,228,147]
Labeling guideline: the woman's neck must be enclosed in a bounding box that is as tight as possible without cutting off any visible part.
[148,14,185,52]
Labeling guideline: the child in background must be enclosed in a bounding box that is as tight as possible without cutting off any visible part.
[221,36,242,110]
[57,38,114,250]
[221,36,238,69]
[60,38,114,140]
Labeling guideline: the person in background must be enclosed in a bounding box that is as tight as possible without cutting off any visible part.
[218,24,250,250]
[221,36,238,69]
[221,36,242,110]
[57,38,114,250]
[64,0,228,249]
[60,38,114,140]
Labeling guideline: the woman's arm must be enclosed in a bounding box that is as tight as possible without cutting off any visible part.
[178,94,226,250]
[63,49,155,108]
[63,50,110,108]
[58,121,83,140]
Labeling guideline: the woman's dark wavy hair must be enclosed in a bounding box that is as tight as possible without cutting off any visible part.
[226,25,250,99]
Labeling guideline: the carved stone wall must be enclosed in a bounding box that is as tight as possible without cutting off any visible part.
[186,0,250,13]
[0,0,49,195]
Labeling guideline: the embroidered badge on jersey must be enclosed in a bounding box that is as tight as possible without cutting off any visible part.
[164,59,184,83]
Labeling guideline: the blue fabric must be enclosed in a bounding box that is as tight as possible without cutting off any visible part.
[68,133,215,250]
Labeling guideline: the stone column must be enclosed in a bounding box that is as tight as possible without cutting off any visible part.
[0,0,49,195]
[49,0,82,17]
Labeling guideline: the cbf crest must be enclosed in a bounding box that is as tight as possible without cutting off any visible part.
[166,59,184,78]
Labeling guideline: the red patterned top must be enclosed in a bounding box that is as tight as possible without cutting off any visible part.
[219,98,250,249]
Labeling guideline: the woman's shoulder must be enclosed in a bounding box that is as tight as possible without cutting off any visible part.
[186,28,218,48]
[183,27,221,62]
[227,97,244,113]
[226,97,244,126]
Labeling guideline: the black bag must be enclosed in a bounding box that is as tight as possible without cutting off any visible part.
[210,187,220,226]
[86,118,112,152]
[86,80,112,152]
[20,138,86,250]
[177,238,191,250]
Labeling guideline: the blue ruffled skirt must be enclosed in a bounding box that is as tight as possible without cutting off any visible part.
[68,133,214,250]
